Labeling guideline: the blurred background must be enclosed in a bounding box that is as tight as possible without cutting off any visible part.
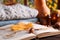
[19,0,34,8]
[0,0,34,8]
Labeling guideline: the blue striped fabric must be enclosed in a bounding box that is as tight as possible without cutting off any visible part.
[0,18,38,26]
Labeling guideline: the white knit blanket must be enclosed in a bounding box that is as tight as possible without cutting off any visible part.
[0,3,38,20]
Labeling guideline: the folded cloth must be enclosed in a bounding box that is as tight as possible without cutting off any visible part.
[0,18,38,26]
[0,3,38,20]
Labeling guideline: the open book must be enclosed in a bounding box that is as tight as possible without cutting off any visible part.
[0,22,59,40]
